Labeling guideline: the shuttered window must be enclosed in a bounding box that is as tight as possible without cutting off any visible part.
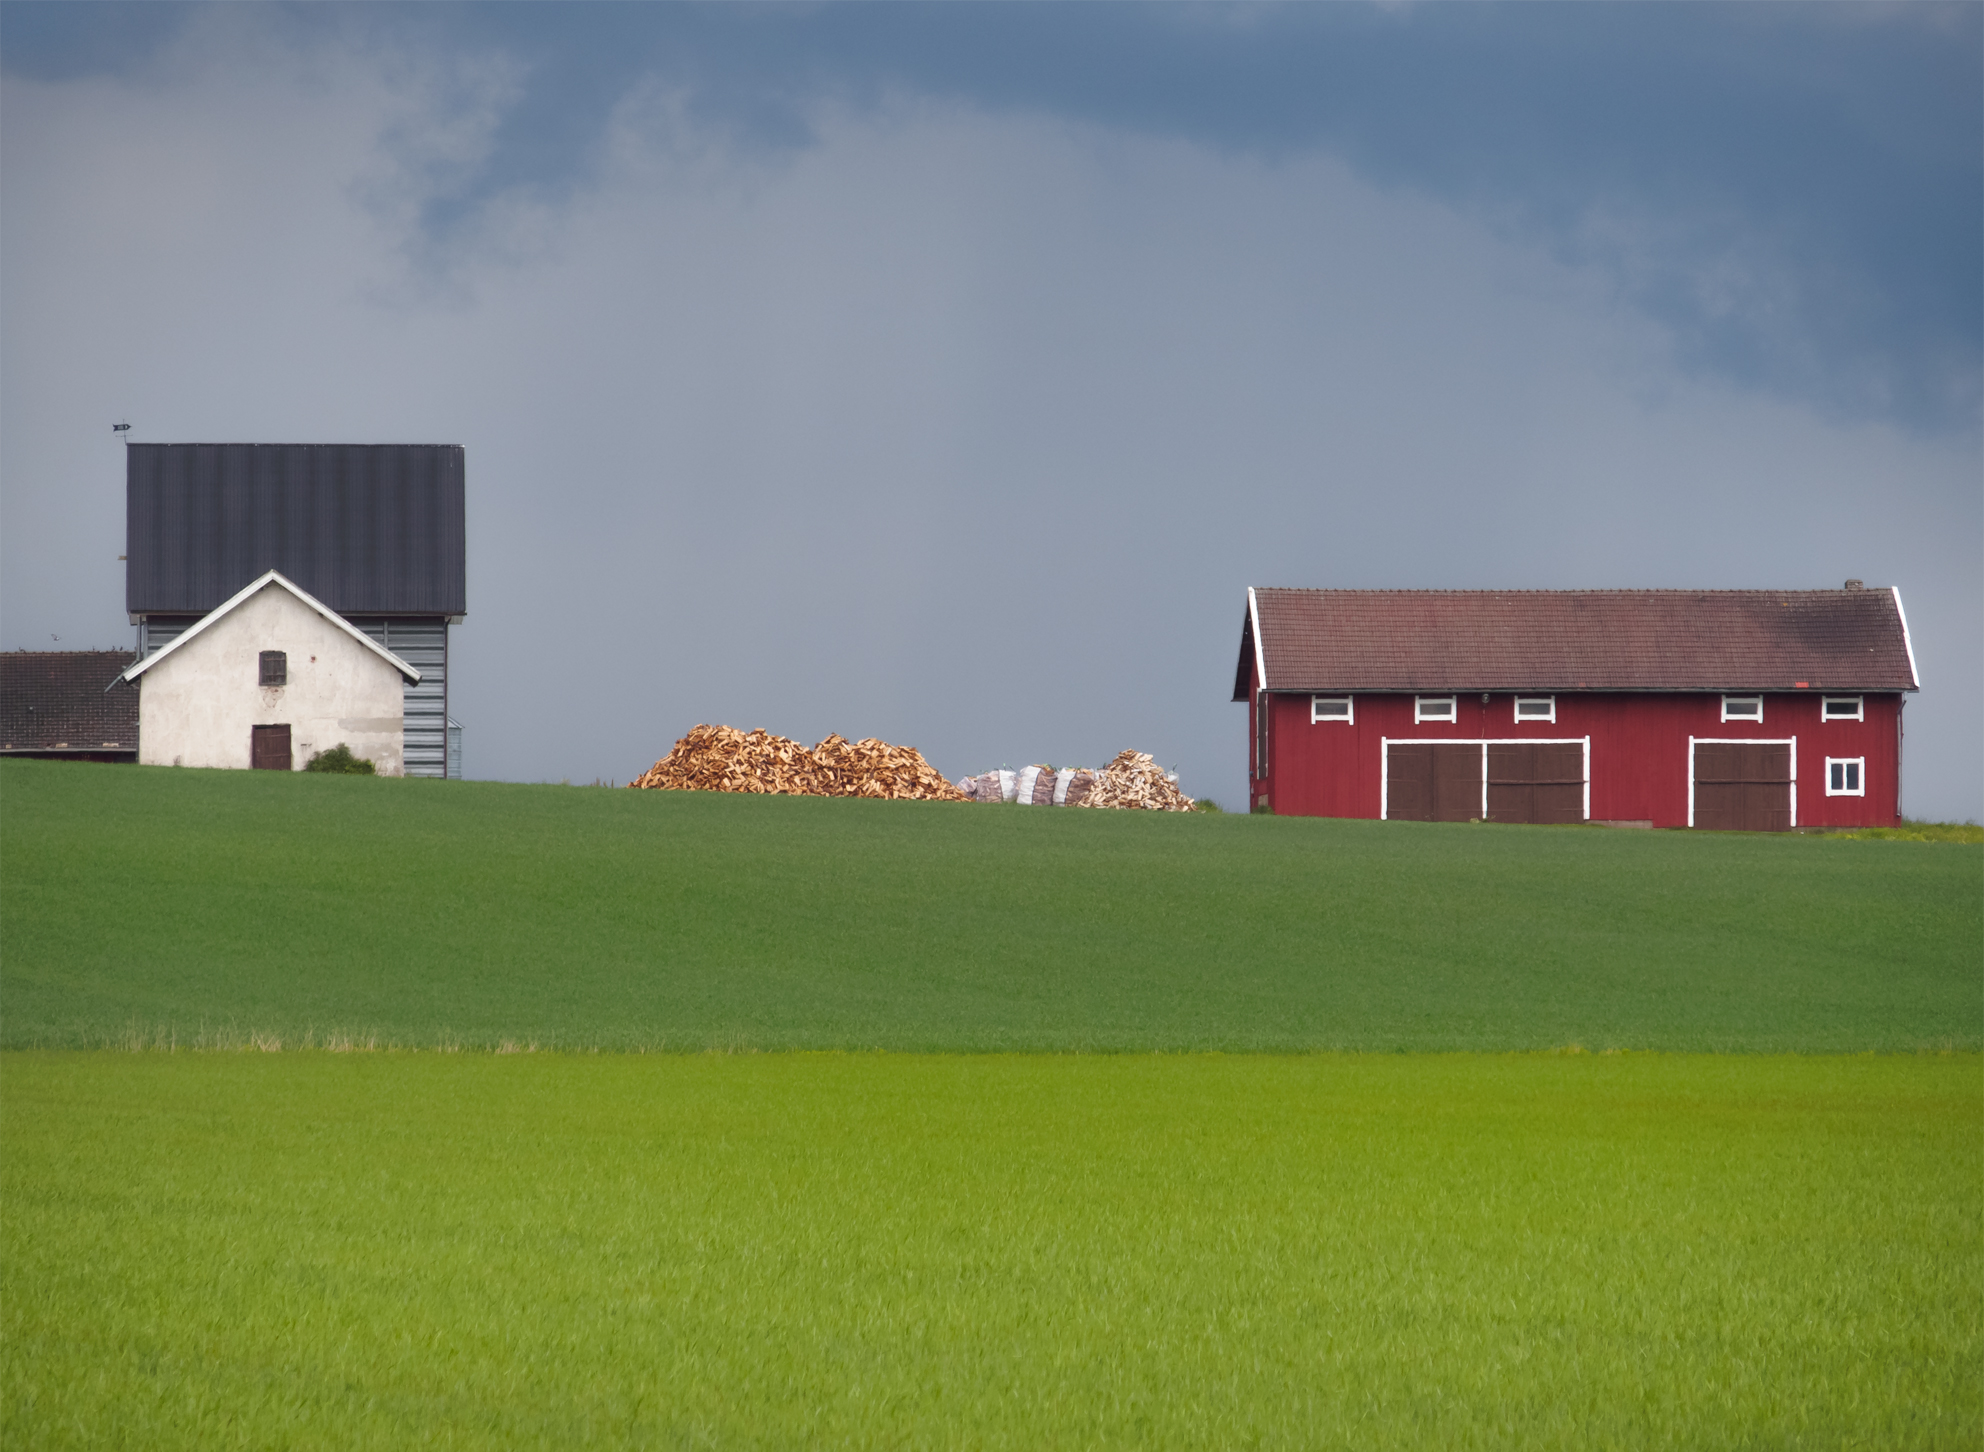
[259,651,286,686]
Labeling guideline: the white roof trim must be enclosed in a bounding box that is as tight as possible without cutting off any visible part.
[1248,586,1267,692]
[120,570,420,685]
[1890,586,1919,690]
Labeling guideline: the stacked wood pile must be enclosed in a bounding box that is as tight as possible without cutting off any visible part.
[1077,750,1195,811]
[629,725,825,794]
[954,755,1183,809]
[812,734,966,800]
[629,725,966,801]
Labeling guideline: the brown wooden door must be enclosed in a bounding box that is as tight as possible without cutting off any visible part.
[251,724,292,771]
[1694,742,1791,831]
[1487,743,1586,824]
[1387,743,1482,822]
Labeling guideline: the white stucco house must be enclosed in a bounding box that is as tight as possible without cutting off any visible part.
[119,570,421,774]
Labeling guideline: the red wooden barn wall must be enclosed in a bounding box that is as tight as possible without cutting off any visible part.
[1245,663,1902,828]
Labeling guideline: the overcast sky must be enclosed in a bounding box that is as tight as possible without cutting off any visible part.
[3,2,1978,817]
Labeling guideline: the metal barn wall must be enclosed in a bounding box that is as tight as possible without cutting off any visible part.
[351,619,448,777]
[1256,691,1903,829]
[126,443,466,617]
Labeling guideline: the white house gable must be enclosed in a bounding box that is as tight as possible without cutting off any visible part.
[128,574,415,773]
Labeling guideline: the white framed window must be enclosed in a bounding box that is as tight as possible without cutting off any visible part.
[1414,696,1456,723]
[1311,695,1354,724]
[1825,758,1864,796]
[1822,696,1864,722]
[1513,696,1555,723]
[1721,695,1763,722]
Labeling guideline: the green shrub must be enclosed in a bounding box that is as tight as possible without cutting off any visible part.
[303,744,375,775]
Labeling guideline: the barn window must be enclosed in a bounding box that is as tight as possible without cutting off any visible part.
[1514,696,1555,722]
[1414,696,1456,723]
[1826,758,1864,796]
[1311,696,1353,724]
[1721,695,1763,722]
[1822,696,1863,721]
[259,651,287,687]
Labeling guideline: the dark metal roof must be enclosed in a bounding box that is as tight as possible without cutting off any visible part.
[126,443,465,616]
[1,651,139,751]
[1233,587,1919,698]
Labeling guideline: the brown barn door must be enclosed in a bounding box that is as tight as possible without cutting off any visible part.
[1693,743,1791,831]
[251,724,292,771]
[1386,743,1483,822]
[1487,743,1586,824]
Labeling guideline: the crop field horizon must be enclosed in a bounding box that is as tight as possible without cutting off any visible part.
[3,759,1979,1053]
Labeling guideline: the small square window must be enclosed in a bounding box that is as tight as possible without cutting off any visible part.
[1822,696,1863,722]
[259,651,287,687]
[1311,696,1353,724]
[1414,696,1456,723]
[1514,696,1555,722]
[1826,758,1864,796]
[1721,695,1763,722]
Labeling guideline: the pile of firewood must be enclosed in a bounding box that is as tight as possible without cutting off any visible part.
[1078,750,1196,811]
[955,752,1191,810]
[812,733,967,800]
[629,725,966,801]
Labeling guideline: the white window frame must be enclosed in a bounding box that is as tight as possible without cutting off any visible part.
[1821,696,1864,722]
[1310,695,1354,725]
[1513,696,1556,724]
[1825,757,1865,797]
[1720,695,1763,723]
[1414,696,1457,724]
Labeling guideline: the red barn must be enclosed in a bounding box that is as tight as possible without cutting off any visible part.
[1233,584,1918,830]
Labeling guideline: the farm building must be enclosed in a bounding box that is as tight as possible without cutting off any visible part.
[0,650,140,763]
[1234,585,1918,830]
[123,443,465,775]
[119,570,421,773]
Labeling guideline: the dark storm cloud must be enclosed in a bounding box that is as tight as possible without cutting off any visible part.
[6,1,1978,431]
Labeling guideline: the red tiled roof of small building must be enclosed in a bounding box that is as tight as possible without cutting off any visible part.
[0,651,140,751]
[1234,588,1917,697]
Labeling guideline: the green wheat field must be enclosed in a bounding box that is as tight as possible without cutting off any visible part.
[3,760,1980,1447]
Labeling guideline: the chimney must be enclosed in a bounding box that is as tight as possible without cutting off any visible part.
[1843,579,1863,591]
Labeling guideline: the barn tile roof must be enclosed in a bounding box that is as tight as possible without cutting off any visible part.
[1234,588,1919,698]
[1,651,140,751]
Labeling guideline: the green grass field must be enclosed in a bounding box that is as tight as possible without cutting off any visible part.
[5,760,1981,1445]
[5,1052,1978,1449]
[2,759,1978,1051]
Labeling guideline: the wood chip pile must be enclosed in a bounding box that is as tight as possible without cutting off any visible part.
[954,752,1191,810]
[812,733,966,800]
[629,725,966,801]
[1079,751,1195,811]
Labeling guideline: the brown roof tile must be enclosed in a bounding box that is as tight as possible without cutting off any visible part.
[1,651,140,751]
[1235,588,1918,697]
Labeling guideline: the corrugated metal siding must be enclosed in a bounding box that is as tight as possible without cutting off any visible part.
[137,617,201,657]
[127,443,466,616]
[351,618,448,777]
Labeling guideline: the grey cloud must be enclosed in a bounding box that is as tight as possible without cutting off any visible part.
[7,2,1976,432]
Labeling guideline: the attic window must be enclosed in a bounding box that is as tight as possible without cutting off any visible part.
[1514,696,1556,722]
[259,651,287,687]
[1311,696,1353,724]
[1822,696,1863,721]
[1414,696,1456,723]
[1720,695,1763,722]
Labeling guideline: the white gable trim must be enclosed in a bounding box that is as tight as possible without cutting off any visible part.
[120,570,420,685]
[1248,586,1267,691]
[1891,586,1920,690]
